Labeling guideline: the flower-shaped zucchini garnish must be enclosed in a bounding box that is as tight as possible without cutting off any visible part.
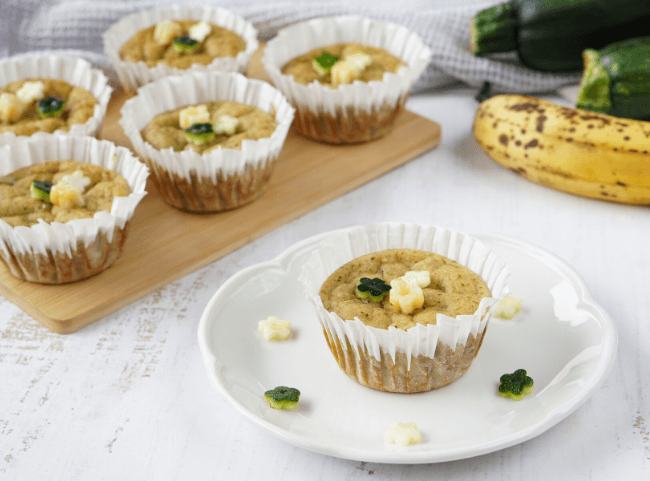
[172,35,200,52]
[312,51,339,75]
[36,97,66,118]
[356,277,391,302]
[30,180,53,203]
[184,122,215,145]
[264,386,300,411]
[498,369,534,401]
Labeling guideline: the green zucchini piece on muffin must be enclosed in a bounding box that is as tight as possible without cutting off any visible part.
[172,35,200,52]
[184,122,215,145]
[30,180,53,203]
[36,97,66,118]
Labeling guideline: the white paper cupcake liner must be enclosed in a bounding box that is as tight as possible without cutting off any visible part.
[0,55,112,145]
[120,70,294,213]
[0,134,149,284]
[299,223,510,392]
[103,5,259,93]
[262,16,432,143]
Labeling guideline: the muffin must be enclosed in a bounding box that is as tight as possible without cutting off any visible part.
[262,16,432,144]
[0,55,112,145]
[141,100,278,155]
[120,71,294,213]
[103,5,258,93]
[119,19,246,69]
[299,223,510,393]
[0,78,97,137]
[0,134,149,284]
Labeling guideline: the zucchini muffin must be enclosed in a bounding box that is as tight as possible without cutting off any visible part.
[141,100,278,154]
[0,78,97,136]
[0,160,130,228]
[282,43,405,88]
[300,223,510,394]
[119,19,246,69]
[103,5,258,92]
[0,56,111,144]
[120,70,294,213]
[319,249,491,331]
[0,135,148,284]
[262,16,431,144]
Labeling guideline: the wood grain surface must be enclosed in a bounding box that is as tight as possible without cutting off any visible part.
[0,48,441,334]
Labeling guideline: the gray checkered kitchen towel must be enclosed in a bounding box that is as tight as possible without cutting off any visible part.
[0,0,581,93]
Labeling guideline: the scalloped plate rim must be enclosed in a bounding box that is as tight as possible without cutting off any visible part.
[198,228,617,463]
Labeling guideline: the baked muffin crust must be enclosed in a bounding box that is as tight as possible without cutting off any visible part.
[0,78,97,136]
[119,20,246,69]
[142,100,278,154]
[0,160,130,227]
[319,249,491,330]
[282,43,405,87]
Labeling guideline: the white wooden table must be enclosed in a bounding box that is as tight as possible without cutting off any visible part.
[1,89,648,480]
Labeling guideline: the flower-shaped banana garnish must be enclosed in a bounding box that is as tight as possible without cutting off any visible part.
[384,422,422,447]
[50,170,92,209]
[179,104,210,130]
[153,20,184,45]
[331,52,372,86]
[356,277,391,302]
[0,93,27,123]
[257,316,291,341]
[16,81,45,104]
[214,115,240,135]
[188,21,212,43]
[389,270,430,314]
[494,295,522,319]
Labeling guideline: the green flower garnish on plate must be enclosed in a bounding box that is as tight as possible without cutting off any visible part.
[264,386,300,411]
[498,369,534,401]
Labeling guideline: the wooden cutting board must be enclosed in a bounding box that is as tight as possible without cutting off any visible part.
[0,48,441,334]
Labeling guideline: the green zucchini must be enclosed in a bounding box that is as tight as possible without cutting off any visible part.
[471,0,650,72]
[577,37,650,120]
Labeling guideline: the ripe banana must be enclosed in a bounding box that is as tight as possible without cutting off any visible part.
[473,94,650,205]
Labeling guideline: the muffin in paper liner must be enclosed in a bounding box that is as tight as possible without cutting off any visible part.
[103,5,259,93]
[119,70,294,213]
[0,55,112,145]
[299,223,510,393]
[0,134,149,284]
[262,16,432,144]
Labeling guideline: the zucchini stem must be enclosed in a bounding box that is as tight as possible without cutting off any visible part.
[576,49,613,113]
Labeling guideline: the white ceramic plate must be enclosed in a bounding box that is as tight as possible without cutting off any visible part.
[198,229,617,463]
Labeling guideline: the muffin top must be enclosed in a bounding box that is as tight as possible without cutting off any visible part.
[281,43,405,88]
[0,160,130,227]
[119,19,246,69]
[319,249,490,331]
[0,78,97,136]
[141,100,278,154]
